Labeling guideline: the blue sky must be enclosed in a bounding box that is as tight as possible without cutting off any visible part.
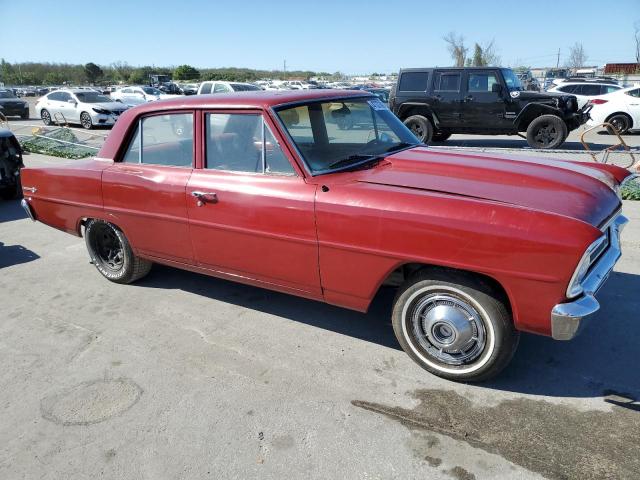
[1,0,638,73]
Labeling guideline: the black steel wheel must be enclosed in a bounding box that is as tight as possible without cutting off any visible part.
[85,219,152,284]
[403,115,433,143]
[526,115,568,149]
[606,114,631,135]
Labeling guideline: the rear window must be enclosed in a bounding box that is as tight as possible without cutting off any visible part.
[398,72,429,92]
[434,72,461,92]
[558,85,577,93]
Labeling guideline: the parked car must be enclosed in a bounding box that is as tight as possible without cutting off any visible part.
[35,89,128,129]
[547,81,623,108]
[0,89,30,119]
[389,67,590,148]
[197,81,262,95]
[364,87,390,104]
[586,86,640,134]
[179,83,199,95]
[20,90,632,382]
[111,86,179,106]
[514,70,540,91]
[0,129,24,200]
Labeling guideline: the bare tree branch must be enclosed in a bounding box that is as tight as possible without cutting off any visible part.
[566,43,588,70]
[443,32,468,67]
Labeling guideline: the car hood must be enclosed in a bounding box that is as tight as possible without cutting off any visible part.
[351,147,622,228]
[0,98,27,104]
[87,101,128,111]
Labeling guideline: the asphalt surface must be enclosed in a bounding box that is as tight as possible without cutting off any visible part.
[1,146,640,477]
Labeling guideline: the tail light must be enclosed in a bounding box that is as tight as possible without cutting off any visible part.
[589,99,608,105]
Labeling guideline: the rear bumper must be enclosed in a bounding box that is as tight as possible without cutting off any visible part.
[550,213,628,340]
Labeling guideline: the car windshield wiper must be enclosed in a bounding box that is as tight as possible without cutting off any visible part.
[327,154,379,170]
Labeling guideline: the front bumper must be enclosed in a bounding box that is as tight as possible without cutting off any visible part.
[90,112,121,126]
[551,213,628,340]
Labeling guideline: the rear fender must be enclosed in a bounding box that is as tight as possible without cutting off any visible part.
[396,103,441,128]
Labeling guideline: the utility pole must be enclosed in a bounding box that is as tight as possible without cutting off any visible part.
[283,60,286,79]
[556,48,560,68]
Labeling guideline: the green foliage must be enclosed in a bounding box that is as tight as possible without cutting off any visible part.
[20,128,95,159]
[621,177,640,201]
[174,64,200,80]
[84,62,103,83]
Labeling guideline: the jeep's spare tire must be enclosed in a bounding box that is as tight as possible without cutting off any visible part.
[526,115,568,149]
[403,115,433,144]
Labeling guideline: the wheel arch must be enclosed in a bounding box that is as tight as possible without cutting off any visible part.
[396,103,440,128]
[605,111,633,129]
[514,103,563,131]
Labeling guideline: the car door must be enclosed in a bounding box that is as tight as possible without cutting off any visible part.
[623,88,640,125]
[101,111,195,264]
[186,110,321,296]
[57,91,80,122]
[462,70,510,130]
[431,70,463,128]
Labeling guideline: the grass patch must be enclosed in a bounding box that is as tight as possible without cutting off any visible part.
[621,176,640,201]
[20,128,95,159]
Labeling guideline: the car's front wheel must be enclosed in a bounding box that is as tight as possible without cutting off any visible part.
[606,114,631,135]
[403,115,433,143]
[85,219,152,284]
[392,269,519,382]
[526,115,567,149]
[80,112,93,130]
[41,109,52,126]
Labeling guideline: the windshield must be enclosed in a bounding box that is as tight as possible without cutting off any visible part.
[142,87,162,95]
[275,97,419,174]
[0,91,17,99]
[501,69,523,92]
[231,83,261,91]
[75,92,112,103]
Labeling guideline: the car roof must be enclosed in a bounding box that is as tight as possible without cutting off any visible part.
[399,67,506,72]
[130,89,372,112]
[554,82,621,86]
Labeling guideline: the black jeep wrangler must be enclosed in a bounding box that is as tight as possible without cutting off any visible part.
[389,67,590,149]
[0,129,24,200]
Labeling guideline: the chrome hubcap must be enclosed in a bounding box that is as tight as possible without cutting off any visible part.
[410,293,486,366]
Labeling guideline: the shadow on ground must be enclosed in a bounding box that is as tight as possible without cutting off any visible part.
[0,241,40,268]
[139,264,401,350]
[137,264,640,399]
[0,199,27,223]
[435,137,623,150]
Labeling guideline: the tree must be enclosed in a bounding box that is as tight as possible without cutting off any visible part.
[443,32,467,67]
[84,62,103,84]
[174,64,200,80]
[566,43,588,70]
[635,20,640,67]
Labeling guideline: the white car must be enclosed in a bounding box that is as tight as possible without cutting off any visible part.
[110,86,178,107]
[35,89,128,129]
[196,81,262,95]
[548,81,623,108]
[586,86,640,134]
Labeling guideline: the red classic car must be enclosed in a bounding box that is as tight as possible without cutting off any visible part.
[20,90,632,382]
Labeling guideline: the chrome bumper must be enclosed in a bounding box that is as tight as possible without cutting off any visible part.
[551,213,628,340]
[21,198,36,221]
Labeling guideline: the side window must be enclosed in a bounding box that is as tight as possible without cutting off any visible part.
[58,92,72,102]
[434,72,461,92]
[398,72,429,92]
[122,88,132,94]
[200,83,212,94]
[577,84,602,96]
[467,73,499,92]
[48,92,62,101]
[558,85,577,93]
[205,113,294,175]
[214,83,230,93]
[603,85,620,94]
[626,88,640,98]
[122,113,193,167]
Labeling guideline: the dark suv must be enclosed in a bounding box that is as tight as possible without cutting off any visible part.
[389,67,590,149]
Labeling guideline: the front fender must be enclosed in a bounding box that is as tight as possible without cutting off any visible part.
[514,103,563,130]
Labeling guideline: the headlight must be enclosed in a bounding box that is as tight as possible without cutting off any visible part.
[566,235,607,298]
[92,107,110,114]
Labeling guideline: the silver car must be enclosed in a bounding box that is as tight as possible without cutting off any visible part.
[35,89,128,129]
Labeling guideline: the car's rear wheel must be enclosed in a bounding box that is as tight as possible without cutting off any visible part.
[80,112,93,129]
[526,115,567,149]
[41,109,52,126]
[85,219,152,284]
[392,269,519,382]
[606,114,631,135]
[403,115,433,143]
[432,131,451,142]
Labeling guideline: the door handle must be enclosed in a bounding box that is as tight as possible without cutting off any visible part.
[191,191,218,204]
[119,167,144,175]
[464,95,473,102]
[434,94,442,101]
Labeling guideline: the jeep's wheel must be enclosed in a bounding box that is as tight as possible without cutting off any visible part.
[526,115,567,149]
[392,269,519,382]
[85,219,152,284]
[606,114,631,135]
[403,115,433,143]
[41,109,52,126]
[336,115,354,130]
[432,131,451,142]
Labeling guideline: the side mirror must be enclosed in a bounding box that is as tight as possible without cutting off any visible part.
[491,83,503,94]
[67,98,77,105]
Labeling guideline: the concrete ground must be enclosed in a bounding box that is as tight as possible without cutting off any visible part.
[1,153,640,479]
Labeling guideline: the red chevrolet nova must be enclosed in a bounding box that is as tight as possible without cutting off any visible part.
[20,90,632,381]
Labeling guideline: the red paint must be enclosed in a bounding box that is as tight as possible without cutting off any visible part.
[20,90,630,338]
